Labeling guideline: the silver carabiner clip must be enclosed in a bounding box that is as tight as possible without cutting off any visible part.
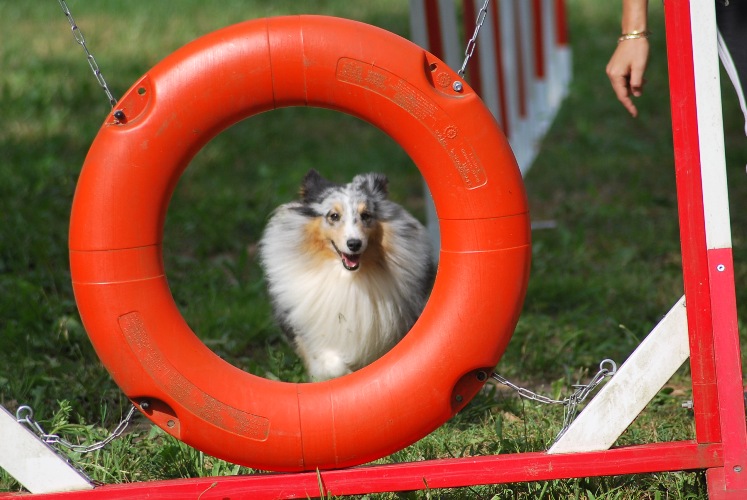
[15,405,34,423]
[600,359,617,376]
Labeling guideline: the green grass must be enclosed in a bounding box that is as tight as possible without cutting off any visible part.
[1,0,746,498]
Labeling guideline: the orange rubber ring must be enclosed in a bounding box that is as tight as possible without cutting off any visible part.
[69,15,530,471]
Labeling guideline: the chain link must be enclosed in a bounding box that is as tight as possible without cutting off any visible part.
[491,359,617,442]
[16,404,138,454]
[457,0,491,78]
[57,0,117,107]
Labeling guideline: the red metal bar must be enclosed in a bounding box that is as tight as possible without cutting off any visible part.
[21,442,721,499]
[706,466,747,500]
[707,247,747,492]
[663,0,722,445]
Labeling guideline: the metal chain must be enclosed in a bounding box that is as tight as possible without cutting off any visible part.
[457,0,491,78]
[15,359,613,454]
[491,359,617,442]
[57,0,118,107]
[16,404,138,454]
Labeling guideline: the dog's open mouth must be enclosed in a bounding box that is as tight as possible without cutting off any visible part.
[331,241,361,271]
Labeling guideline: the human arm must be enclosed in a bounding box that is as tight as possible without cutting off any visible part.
[605,0,650,117]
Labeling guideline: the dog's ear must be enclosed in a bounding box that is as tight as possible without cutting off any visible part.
[354,173,389,199]
[300,169,335,203]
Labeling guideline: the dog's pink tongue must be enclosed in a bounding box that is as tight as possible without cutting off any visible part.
[343,253,360,269]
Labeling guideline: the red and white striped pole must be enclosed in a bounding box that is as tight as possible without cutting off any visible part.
[665,0,747,497]
[409,0,572,253]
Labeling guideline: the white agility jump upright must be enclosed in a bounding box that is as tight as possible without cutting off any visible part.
[2,1,746,498]
[409,0,572,251]
[409,0,571,174]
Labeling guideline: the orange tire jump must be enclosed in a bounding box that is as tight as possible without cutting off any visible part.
[69,15,530,471]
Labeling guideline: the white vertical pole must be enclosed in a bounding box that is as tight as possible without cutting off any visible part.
[690,0,731,250]
[408,0,428,49]
[476,0,502,122]
[518,0,539,172]
[497,0,526,169]
[409,0,440,257]
[531,0,550,138]
[438,0,461,70]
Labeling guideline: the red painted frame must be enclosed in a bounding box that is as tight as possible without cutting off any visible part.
[11,443,722,499]
[664,1,747,497]
[12,1,745,498]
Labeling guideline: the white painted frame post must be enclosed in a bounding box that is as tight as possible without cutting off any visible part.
[549,297,690,453]
[0,405,93,494]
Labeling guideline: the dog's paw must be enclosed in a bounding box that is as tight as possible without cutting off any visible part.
[307,350,353,381]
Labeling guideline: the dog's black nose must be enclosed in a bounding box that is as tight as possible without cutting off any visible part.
[346,239,362,252]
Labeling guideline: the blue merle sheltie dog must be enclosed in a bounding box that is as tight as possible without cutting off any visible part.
[259,169,434,381]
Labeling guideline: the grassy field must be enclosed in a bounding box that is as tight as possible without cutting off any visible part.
[2,1,746,498]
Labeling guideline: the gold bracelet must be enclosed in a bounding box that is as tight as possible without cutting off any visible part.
[618,30,651,43]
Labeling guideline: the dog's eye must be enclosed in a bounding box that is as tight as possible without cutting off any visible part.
[360,211,372,222]
[327,212,340,223]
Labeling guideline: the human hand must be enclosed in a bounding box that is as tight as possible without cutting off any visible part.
[605,38,650,117]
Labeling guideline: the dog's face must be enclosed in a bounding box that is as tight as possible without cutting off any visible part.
[298,170,388,272]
